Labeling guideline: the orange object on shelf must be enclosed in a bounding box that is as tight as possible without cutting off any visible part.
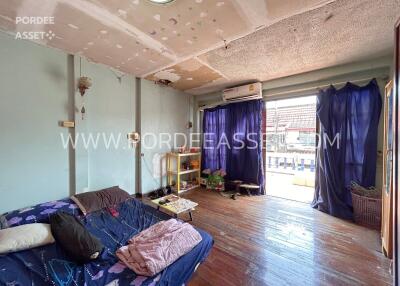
[190,160,200,169]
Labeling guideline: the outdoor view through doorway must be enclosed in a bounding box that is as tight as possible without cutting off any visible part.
[265,96,316,203]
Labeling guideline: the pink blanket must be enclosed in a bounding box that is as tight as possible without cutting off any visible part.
[116,219,202,276]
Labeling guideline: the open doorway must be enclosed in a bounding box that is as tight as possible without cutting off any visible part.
[265,95,316,203]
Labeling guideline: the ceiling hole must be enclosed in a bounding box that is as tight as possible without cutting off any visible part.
[169,18,178,25]
[324,13,334,22]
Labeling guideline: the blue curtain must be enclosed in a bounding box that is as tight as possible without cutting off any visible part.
[312,79,382,220]
[202,99,265,195]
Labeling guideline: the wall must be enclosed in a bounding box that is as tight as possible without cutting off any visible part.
[79,58,136,194]
[0,32,71,212]
[0,30,193,211]
[140,79,191,194]
[0,32,138,213]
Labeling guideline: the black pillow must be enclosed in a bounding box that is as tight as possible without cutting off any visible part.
[50,212,104,264]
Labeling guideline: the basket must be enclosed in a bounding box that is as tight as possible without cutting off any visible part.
[351,191,382,230]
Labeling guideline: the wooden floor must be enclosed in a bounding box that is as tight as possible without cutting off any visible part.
[176,190,392,286]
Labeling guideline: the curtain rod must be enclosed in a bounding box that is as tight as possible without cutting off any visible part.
[199,76,389,111]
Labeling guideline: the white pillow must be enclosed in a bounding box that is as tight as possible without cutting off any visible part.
[0,223,55,254]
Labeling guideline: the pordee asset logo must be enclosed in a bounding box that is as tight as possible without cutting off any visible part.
[15,30,56,40]
[14,16,56,40]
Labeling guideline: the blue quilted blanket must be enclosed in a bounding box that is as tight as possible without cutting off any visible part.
[0,198,213,286]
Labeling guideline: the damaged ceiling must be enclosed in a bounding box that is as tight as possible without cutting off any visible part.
[0,0,399,95]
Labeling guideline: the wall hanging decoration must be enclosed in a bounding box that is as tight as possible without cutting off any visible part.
[127,132,140,148]
[78,76,92,96]
[80,106,86,120]
[77,58,92,121]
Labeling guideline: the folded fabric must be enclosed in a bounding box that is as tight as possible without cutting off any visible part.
[116,219,202,276]
[0,223,54,254]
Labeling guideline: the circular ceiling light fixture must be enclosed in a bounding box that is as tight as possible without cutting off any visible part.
[148,0,175,4]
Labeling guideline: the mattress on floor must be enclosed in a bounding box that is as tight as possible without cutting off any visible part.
[0,198,213,286]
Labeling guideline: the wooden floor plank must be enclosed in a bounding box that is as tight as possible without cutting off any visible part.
[176,190,393,286]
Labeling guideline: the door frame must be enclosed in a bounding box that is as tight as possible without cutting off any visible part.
[263,95,318,202]
[394,17,400,286]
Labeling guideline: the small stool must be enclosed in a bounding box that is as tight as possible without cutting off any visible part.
[240,184,260,196]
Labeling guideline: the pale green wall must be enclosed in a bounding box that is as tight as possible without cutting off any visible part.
[79,58,136,194]
[140,80,191,194]
[0,32,71,212]
[0,32,138,213]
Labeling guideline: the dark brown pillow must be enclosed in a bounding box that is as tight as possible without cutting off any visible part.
[71,186,130,215]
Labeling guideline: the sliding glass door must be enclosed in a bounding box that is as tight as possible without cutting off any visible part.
[265,95,316,203]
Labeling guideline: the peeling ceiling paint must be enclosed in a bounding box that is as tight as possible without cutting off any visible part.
[146,58,223,90]
[0,0,398,95]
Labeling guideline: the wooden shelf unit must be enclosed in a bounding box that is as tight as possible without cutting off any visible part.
[167,152,201,194]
